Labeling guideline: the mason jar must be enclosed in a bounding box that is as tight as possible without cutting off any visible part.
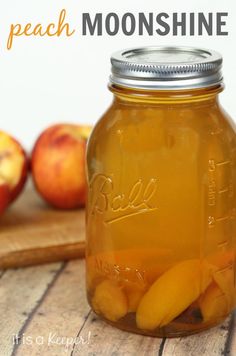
[86,46,236,337]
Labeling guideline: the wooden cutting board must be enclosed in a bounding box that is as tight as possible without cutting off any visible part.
[0,185,85,269]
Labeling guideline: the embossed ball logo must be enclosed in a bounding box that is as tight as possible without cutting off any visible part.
[88,174,158,224]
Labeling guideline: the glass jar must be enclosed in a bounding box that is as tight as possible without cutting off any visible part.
[86,46,236,337]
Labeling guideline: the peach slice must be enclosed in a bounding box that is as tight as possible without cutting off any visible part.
[125,285,147,312]
[207,249,235,305]
[92,280,128,322]
[31,124,92,209]
[0,130,28,203]
[199,283,229,321]
[136,259,213,330]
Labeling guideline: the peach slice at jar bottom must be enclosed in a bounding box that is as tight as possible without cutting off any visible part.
[207,249,234,303]
[136,259,213,331]
[212,268,233,305]
[124,283,147,312]
[92,280,128,322]
[199,283,229,321]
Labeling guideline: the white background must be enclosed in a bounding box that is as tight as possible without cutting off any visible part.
[0,0,235,150]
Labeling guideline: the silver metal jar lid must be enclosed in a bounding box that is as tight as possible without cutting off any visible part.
[110,46,223,90]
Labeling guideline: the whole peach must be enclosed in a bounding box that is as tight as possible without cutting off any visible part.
[0,130,28,204]
[31,124,92,209]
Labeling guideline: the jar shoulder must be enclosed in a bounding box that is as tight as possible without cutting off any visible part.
[88,101,236,148]
[217,104,236,133]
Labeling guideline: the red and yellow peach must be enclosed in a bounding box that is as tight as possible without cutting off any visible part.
[31,124,92,209]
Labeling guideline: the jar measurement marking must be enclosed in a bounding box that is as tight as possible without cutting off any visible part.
[216,215,230,222]
[217,240,229,248]
[214,262,233,275]
[208,213,235,228]
[218,187,229,194]
[207,158,234,229]
[215,160,231,167]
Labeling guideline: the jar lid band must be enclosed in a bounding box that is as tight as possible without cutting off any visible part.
[110,46,223,90]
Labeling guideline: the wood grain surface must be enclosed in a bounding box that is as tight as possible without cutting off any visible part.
[0,260,235,356]
[0,262,63,355]
[0,187,85,269]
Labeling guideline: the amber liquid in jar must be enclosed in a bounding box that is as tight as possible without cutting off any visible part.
[86,83,236,337]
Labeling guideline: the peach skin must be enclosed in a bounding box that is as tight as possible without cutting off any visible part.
[31,124,92,209]
[0,130,28,204]
[0,183,10,214]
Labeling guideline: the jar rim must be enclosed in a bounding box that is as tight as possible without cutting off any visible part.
[110,46,223,91]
